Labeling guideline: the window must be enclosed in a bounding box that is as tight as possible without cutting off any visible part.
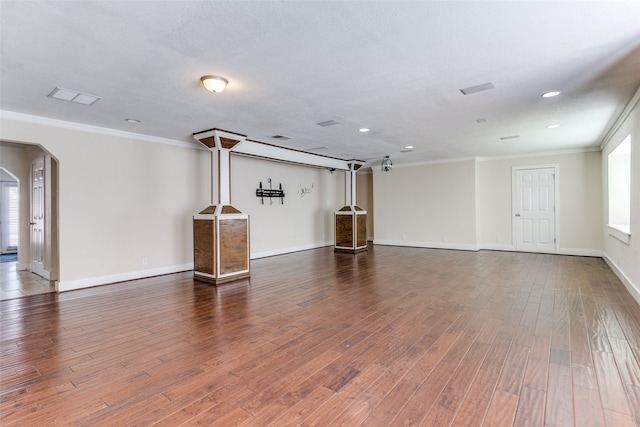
[608,135,631,243]
[0,180,19,252]
[8,185,19,249]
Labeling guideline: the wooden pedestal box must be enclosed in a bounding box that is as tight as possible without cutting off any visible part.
[334,205,368,253]
[193,205,250,284]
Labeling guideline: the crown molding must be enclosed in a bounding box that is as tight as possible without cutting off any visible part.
[476,146,601,162]
[600,84,640,151]
[0,110,206,150]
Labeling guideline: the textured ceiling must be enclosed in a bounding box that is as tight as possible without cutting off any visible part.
[1,1,639,166]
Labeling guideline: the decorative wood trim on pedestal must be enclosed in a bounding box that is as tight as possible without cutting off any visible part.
[357,214,367,247]
[335,215,353,247]
[194,219,215,275]
[219,218,249,275]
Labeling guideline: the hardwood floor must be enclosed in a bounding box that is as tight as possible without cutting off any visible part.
[1,246,639,426]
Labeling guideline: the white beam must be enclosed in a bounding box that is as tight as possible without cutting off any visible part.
[192,129,362,171]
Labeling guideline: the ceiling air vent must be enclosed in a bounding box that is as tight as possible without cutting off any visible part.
[47,87,101,105]
[460,82,495,95]
[316,120,340,127]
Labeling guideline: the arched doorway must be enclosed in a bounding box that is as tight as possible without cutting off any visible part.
[0,141,58,299]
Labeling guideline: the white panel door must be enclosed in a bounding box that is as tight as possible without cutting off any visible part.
[30,158,46,277]
[514,167,556,253]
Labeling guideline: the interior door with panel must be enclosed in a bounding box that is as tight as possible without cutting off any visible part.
[514,167,557,254]
[30,157,47,277]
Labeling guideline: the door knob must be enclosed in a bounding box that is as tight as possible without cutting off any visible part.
[515,214,520,217]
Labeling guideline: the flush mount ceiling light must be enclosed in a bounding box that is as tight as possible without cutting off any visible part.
[200,75,228,93]
[542,91,561,98]
[125,118,140,123]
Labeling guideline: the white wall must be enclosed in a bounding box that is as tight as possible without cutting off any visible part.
[229,154,343,258]
[1,116,211,291]
[601,97,640,304]
[1,115,348,291]
[477,150,602,255]
[372,151,602,255]
[373,159,477,249]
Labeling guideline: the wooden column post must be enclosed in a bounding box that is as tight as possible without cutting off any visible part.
[335,161,368,253]
[192,129,250,284]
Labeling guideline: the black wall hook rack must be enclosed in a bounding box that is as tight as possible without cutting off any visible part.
[256,179,284,204]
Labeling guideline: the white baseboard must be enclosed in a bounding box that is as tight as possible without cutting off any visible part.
[373,241,602,258]
[602,252,640,306]
[480,245,601,257]
[251,242,333,260]
[16,262,29,270]
[478,243,516,252]
[56,263,194,292]
[557,248,602,257]
[373,239,479,251]
[32,268,51,280]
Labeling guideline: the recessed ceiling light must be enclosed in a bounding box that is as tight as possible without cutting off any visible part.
[476,118,488,123]
[359,128,370,132]
[547,124,560,129]
[542,91,561,98]
[125,118,140,123]
[404,145,414,149]
[499,135,520,140]
[341,154,349,158]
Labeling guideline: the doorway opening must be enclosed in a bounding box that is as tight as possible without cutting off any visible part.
[0,141,58,300]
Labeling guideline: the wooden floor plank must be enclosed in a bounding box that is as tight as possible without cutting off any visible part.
[593,349,633,417]
[574,385,606,427]
[1,247,639,425]
[513,385,546,426]
[482,389,519,426]
[546,353,574,426]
